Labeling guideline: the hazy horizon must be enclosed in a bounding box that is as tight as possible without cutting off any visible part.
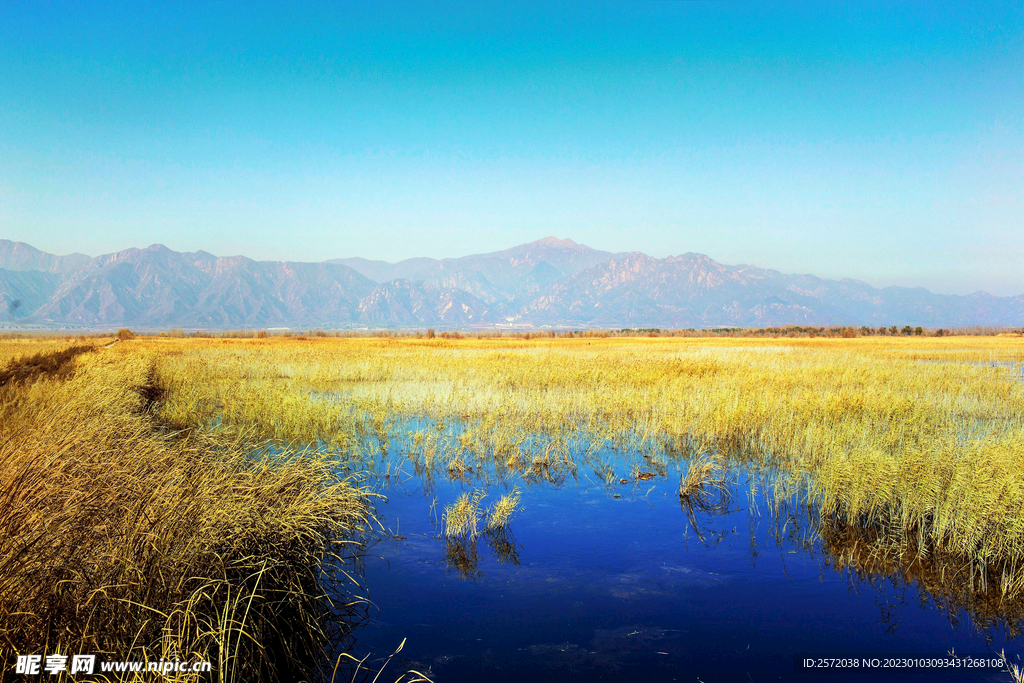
[2,2,1021,296]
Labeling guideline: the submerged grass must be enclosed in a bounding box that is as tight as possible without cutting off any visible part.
[0,344,374,681]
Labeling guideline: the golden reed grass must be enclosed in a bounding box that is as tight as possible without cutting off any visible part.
[0,344,373,682]
[142,335,1024,598]
[442,488,521,539]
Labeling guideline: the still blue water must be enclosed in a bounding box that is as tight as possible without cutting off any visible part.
[342,454,1021,682]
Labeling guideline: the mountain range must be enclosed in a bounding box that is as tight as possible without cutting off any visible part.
[1,237,1021,329]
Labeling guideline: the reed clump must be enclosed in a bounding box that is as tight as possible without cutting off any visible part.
[678,455,726,504]
[441,488,522,579]
[443,491,486,539]
[485,487,522,531]
[442,488,522,539]
[0,346,373,682]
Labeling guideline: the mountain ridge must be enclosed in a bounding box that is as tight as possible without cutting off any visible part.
[1,237,1021,329]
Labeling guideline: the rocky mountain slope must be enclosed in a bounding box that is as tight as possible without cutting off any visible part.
[1,237,1021,328]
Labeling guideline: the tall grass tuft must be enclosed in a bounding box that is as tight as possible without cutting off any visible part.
[679,455,725,503]
[485,487,522,531]
[443,491,486,539]
[0,347,374,682]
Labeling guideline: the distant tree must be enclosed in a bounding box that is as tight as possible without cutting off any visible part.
[426,328,436,339]
[257,330,268,338]
[901,325,913,335]
[914,327,924,336]
[116,328,135,340]
[889,326,898,335]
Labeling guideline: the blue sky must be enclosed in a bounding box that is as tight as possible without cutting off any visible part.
[1,1,1021,295]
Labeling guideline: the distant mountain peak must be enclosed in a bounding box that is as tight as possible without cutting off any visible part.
[0,239,91,274]
[534,236,580,248]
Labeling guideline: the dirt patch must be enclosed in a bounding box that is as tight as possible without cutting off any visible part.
[132,367,167,413]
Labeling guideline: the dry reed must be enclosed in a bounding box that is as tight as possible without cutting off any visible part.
[0,345,374,682]
[136,335,1024,594]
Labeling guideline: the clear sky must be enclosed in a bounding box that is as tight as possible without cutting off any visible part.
[1,1,1021,295]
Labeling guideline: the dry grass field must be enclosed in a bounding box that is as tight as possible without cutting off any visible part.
[0,337,101,364]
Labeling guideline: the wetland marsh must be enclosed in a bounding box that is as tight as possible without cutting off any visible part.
[4,334,1024,680]
[150,334,1024,680]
